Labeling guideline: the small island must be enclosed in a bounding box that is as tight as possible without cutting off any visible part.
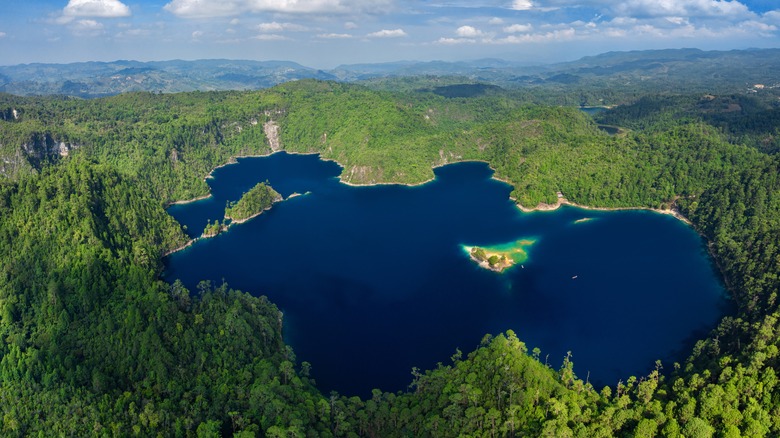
[463,239,536,273]
[199,182,282,238]
[224,182,282,223]
[202,219,227,237]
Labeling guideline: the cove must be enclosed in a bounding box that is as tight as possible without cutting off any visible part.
[164,152,731,398]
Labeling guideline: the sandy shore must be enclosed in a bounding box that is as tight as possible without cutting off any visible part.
[338,176,435,188]
[165,194,211,207]
[162,239,197,257]
[517,196,692,226]
[463,246,513,273]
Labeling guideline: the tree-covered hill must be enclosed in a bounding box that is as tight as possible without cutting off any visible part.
[596,93,780,154]
[0,160,329,435]
[4,48,780,106]
[1,80,780,436]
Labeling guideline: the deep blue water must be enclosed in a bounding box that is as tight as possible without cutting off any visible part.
[164,152,731,397]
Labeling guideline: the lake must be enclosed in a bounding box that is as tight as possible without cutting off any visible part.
[164,152,731,397]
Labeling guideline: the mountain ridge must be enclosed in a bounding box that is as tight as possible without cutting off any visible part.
[3,48,780,98]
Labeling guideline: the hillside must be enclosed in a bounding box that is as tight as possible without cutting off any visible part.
[3,49,780,105]
[1,80,780,435]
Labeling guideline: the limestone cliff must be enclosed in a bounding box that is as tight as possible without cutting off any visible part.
[0,132,80,178]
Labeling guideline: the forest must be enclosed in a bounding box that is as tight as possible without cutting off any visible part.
[224,182,282,223]
[1,77,780,436]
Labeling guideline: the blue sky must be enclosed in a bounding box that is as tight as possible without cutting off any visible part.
[1,0,779,67]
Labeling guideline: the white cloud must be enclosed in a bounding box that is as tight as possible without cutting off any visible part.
[252,34,289,41]
[192,30,204,40]
[665,16,690,26]
[493,27,577,43]
[436,37,476,45]
[512,0,534,10]
[63,0,131,18]
[0,32,6,39]
[257,22,308,32]
[116,28,152,38]
[258,22,283,32]
[345,22,359,29]
[603,28,627,38]
[762,10,780,25]
[592,14,775,41]
[739,20,777,36]
[456,25,484,37]
[525,0,753,18]
[74,19,104,30]
[611,0,752,19]
[318,33,353,38]
[367,28,407,38]
[504,23,533,33]
[71,19,106,36]
[608,16,638,26]
[163,0,242,18]
[488,17,504,25]
[164,0,393,18]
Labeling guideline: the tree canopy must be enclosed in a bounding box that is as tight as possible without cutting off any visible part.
[1,81,780,436]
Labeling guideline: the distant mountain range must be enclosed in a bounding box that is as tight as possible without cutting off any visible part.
[0,59,337,97]
[2,48,780,98]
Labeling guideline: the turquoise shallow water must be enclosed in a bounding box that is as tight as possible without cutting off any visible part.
[165,152,731,397]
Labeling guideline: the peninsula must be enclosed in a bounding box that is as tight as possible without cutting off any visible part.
[199,182,282,238]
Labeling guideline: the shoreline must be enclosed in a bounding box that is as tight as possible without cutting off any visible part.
[166,201,281,257]
[463,246,513,273]
[336,159,510,188]
[225,196,282,225]
[162,238,197,257]
[163,152,695,257]
[517,194,735,298]
[165,151,494,203]
[165,193,212,207]
[163,149,325,207]
[516,196,692,226]
[338,176,434,188]
[163,151,735,308]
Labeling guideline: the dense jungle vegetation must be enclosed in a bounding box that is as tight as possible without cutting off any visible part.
[225,183,281,222]
[1,78,780,436]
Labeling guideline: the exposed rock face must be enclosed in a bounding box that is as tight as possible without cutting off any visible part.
[264,120,281,152]
[0,147,33,179]
[21,133,79,164]
[55,142,72,157]
[0,107,20,121]
[0,133,82,177]
[262,109,285,153]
